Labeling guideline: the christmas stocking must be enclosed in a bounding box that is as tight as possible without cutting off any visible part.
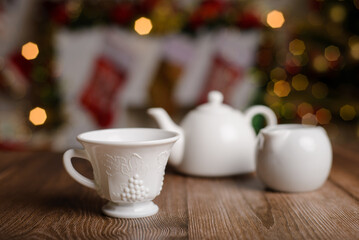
[80,57,126,127]
[199,29,259,105]
[199,55,242,104]
[149,35,194,114]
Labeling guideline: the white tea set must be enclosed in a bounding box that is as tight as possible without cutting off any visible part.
[63,91,332,218]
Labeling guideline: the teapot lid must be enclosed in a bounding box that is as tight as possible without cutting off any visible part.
[196,91,233,114]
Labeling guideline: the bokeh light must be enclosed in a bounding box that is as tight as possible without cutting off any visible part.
[324,45,340,61]
[355,0,359,10]
[329,5,346,23]
[273,80,291,97]
[291,74,309,91]
[266,10,285,28]
[316,108,332,124]
[264,93,279,105]
[302,113,317,125]
[312,82,328,99]
[340,105,356,121]
[270,102,282,117]
[134,17,153,35]
[29,107,47,126]
[21,42,39,60]
[270,67,287,82]
[313,55,328,72]
[266,81,275,96]
[289,39,305,56]
[297,102,314,117]
[348,36,359,60]
[281,103,296,119]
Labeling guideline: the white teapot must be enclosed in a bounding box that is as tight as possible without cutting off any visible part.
[147,91,277,177]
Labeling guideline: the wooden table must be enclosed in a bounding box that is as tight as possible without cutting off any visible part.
[0,145,358,239]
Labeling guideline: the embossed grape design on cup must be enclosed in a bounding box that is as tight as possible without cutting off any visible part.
[118,174,149,202]
[63,128,179,218]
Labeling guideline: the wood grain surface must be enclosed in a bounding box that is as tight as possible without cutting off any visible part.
[0,146,358,240]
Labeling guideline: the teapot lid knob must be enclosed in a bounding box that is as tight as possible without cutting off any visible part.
[208,91,223,104]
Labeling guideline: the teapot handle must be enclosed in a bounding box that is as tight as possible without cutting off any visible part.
[244,105,277,128]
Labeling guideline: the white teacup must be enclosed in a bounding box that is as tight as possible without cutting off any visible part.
[256,124,332,192]
[63,128,179,218]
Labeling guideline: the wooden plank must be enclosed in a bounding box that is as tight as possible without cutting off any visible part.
[0,150,358,239]
[0,152,188,239]
[186,173,359,239]
[330,145,359,200]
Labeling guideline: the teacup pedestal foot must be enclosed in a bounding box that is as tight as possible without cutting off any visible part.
[102,201,159,218]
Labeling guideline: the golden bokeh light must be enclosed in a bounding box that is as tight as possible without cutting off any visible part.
[134,17,153,35]
[324,45,340,61]
[270,102,282,117]
[289,39,306,56]
[312,82,328,99]
[313,55,328,72]
[316,108,332,125]
[281,103,296,119]
[21,42,39,60]
[348,35,359,47]
[273,80,291,97]
[302,113,318,125]
[329,5,346,23]
[350,43,359,59]
[348,36,359,60]
[340,105,356,121]
[266,81,275,96]
[355,0,359,10]
[291,74,309,91]
[264,93,279,105]
[29,107,47,126]
[266,10,285,28]
[270,67,287,82]
[297,102,313,118]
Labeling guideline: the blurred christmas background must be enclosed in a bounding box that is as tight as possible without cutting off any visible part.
[0,0,358,150]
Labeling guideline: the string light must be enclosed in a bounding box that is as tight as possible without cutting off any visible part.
[348,36,359,60]
[340,105,356,121]
[264,93,279,105]
[355,0,359,10]
[29,107,47,126]
[316,108,332,124]
[312,82,328,99]
[281,103,296,119]
[329,5,346,23]
[270,102,282,117]
[270,67,287,82]
[21,42,39,60]
[313,55,328,72]
[289,39,305,56]
[302,113,317,125]
[324,45,340,61]
[297,102,313,118]
[291,74,309,91]
[266,81,275,96]
[134,17,153,35]
[266,10,285,28]
[273,80,291,97]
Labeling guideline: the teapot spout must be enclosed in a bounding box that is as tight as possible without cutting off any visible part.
[147,108,184,166]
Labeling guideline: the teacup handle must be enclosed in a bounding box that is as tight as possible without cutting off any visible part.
[63,149,96,190]
[245,105,277,128]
